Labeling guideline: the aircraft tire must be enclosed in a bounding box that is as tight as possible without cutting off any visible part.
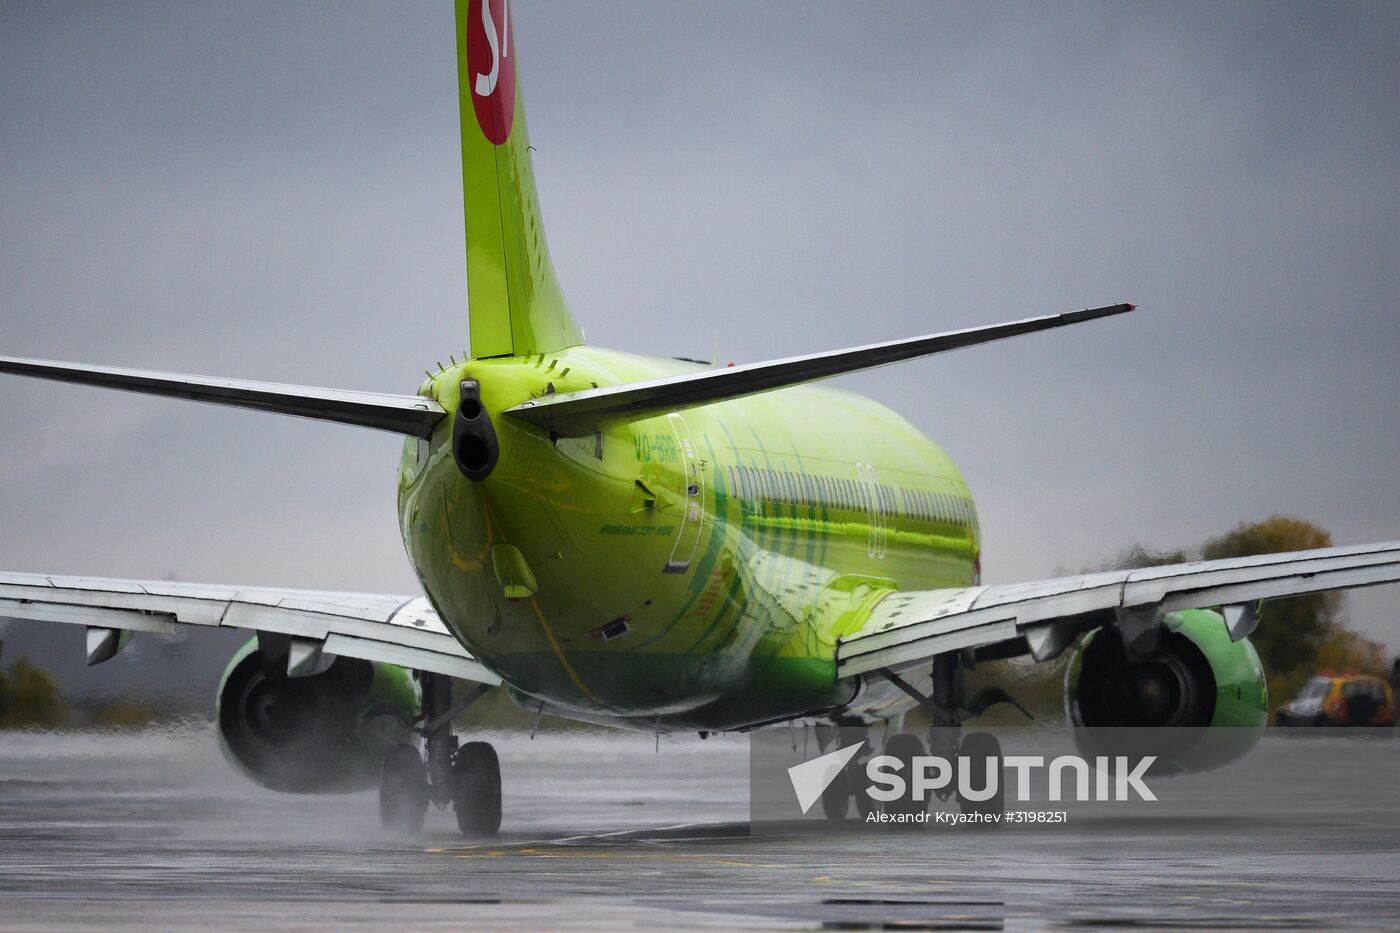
[883,733,930,820]
[452,741,502,836]
[854,744,882,821]
[956,732,1005,818]
[820,766,852,820]
[379,743,428,834]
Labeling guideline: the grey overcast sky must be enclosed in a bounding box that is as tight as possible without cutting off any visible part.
[2,0,1398,675]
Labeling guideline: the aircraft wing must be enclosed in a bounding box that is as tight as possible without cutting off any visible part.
[836,540,1400,678]
[0,571,500,684]
[505,303,1134,436]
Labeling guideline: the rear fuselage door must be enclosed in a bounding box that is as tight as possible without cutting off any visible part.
[663,412,705,573]
[857,462,887,560]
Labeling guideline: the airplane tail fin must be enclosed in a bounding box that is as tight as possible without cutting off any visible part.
[456,0,584,359]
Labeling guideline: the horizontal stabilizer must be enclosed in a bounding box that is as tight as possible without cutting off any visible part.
[0,356,446,438]
[505,303,1134,436]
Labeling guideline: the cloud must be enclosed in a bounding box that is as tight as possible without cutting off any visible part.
[2,1,1397,655]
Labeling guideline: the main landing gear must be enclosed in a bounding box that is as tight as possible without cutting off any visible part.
[378,673,501,836]
[885,651,1021,817]
[823,651,1025,821]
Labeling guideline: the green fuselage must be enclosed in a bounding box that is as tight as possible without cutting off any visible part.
[397,346,980,732]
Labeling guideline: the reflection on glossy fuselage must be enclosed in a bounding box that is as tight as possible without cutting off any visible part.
[397,347,981,732]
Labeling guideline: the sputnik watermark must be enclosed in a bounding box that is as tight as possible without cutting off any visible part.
[868,752,1157,803]
[787,742,866,813]
[787,740,1157,813]
[866,810,1071,825]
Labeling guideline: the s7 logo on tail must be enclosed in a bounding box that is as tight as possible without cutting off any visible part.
[474,0,508,97]
[466,0,516,144]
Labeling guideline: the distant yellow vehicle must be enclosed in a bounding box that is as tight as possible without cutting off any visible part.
[1276,673,1395,727]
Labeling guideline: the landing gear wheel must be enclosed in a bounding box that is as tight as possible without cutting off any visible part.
[855,782,881,822]
[379,744,428,834]
[957,731,1004,818]
[883,733,930,820]
[452,741,502,836]
[854,746,881,821]
[821,767,853,820]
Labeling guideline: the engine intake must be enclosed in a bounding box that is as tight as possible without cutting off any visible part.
[1066,608,1268,775]
[1072,627,1215,729]
[216,639,419,794]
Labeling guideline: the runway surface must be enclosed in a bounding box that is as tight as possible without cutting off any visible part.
[2,726,1400,931]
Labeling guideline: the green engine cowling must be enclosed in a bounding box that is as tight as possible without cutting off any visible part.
[215,638,421,793]
[1065,608,1269,775]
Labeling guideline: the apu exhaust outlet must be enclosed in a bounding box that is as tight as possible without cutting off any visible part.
[452,378,499,481]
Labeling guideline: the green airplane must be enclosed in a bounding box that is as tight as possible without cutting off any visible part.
[3,0,1399,835]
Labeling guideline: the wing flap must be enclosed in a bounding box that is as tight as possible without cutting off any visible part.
[321,633,489,683]
[837,540,1400,677]
[0,572,500,685]
[0,601,181,635]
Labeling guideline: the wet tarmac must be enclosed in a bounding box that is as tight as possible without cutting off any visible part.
[1,726,1399,931]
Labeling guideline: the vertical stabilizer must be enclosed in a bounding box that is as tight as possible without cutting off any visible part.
[455,0,584,359]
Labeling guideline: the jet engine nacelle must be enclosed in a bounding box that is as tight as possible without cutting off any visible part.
[1065,608,1268,775]
[215,639,420,793]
